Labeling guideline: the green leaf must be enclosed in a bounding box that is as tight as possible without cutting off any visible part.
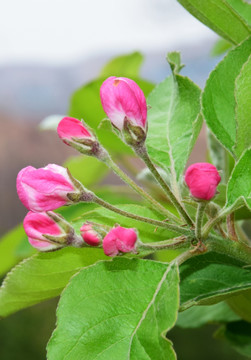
[213,184,251,220]
[0,225,33,277]
[72,204,178,243]
[180,252,251,310]
[202,36,251,157]
[100,52,143,78]
[47,258,179,360]
[207,130,229,183]
[166,51,184,74]
[58,202,98,220]
[226,148,251,209]
[216,321,251,358]
[234,54,251,158]
[235,206,251,220]
[64,156,108,188]
[177,0,251,44]
[0,247,107,317]
[211,38,233,56]
[177,302,240,329]
[95,186,141,204]
[146,58,202,190]
[69,77,154,155]
[227,289,251,322]
[226,0,251,27]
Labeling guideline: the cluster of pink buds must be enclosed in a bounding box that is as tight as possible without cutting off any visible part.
[16,163,138,255]
[16,74,221,255]
[16,76,145,255]
[16,164,91,251]
[80,223,138,256]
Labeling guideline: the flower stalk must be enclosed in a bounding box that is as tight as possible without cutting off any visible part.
[92,194,193,236]
[103,156,181,223]
[134,144,193,226]
[137,236,189,251]
[205,235,251,265]
[226,213,238,241]
[202,203,243,240]
[195,202,207,240]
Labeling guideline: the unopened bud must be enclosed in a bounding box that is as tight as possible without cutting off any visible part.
[185,162,221,201]
[102,226,137,257]
[57,117,108,160]
[23,211,83,251]
[17,164,86,212]
[80,223,102,246]
[100,77,147,145]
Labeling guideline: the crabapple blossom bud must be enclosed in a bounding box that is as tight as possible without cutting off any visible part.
[57,117,92,143]
[23,211,81,251]
[80,223,101,246]
[102,226,137,257]
[57,117,107,159]
[185,162,221,201]
[16,164,87,212]
[100,77,147,134]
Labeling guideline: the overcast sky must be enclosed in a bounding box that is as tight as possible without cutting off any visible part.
[1,0,217,65]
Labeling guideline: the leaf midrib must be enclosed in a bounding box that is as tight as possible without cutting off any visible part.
[127,263,173,359]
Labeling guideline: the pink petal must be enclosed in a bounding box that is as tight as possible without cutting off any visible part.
[28,237,61,251]
[114,226,137,253]
[102,230,118,256]
[23,211,62,240]
[23,168,74,194]
[82,230,100,246]
[57,117,91,141]
[16,166,36,210]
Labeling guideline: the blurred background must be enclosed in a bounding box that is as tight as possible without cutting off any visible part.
[1,0,245,359]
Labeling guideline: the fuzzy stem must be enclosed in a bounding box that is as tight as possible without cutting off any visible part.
[227,213,238,241]
[138,236,189,250]
[174,234,251,267]
[195,202,207,240]
[103,156,181,223]
[135,144,193,226]
[92,195,192,236]
[206,235,251,265]
[174,250,197,266]
[202,204,242,240]
[70,235,86,248]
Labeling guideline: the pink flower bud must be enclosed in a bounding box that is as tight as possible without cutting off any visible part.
[80,223,101,246]
[57,117,92,144]
[100,76,147,130]
[185,162,221,200]
[102,226,137,257]
[17,164,81,212]
[23,211,66,251]
[57,116,108,159]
